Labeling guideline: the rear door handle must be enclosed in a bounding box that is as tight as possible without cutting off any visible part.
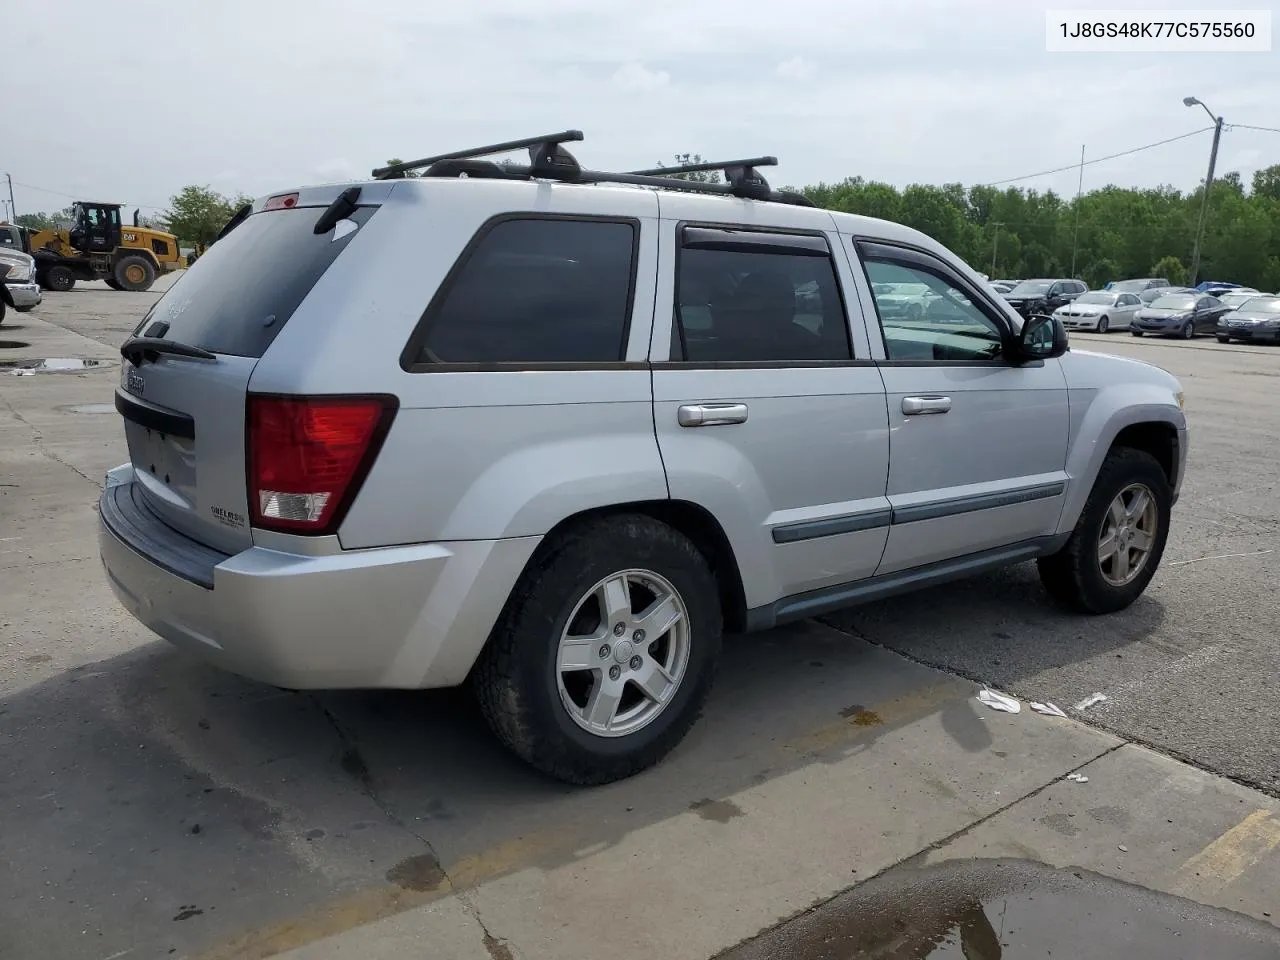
[902,396,952,415]
[678,403,749,427]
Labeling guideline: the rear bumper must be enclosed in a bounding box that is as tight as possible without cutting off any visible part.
[98,465,539,690]
[4,280,41,310]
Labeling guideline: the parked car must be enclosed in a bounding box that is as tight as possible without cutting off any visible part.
[0,248,42,324]
[1216,295,1280,343]
[1054,290,1143,333]
[1106,278,1170,294]
[988,281,1015,295]
[1131,292,1231,338]
[96,135,1188,784]
[1002,278,1087,318]
[1137,285,1194,305]
[1216,290,1263,312]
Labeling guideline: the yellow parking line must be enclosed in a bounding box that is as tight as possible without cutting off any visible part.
[1170,808,1280,898]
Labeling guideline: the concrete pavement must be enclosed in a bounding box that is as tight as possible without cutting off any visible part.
[1,289,1278,959]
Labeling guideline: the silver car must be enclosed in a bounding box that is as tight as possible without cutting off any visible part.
[98,135,1188,784]
[1054,290,1143,333]
[0,248,42,323]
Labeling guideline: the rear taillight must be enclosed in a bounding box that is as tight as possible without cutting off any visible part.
[247,395,396,536]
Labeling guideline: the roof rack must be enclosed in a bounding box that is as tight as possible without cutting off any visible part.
[371,132,815,207]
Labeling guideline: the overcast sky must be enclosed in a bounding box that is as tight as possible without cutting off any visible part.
[5,0,1277,218]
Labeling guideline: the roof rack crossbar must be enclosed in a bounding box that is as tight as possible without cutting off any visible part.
[372,130,584,179]
[626,156,777,177]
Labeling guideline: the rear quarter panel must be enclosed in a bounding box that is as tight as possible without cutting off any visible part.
[249,180,666,548]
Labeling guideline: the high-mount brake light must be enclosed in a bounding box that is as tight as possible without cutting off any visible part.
[265,193,300,210]
[247,395,396,536]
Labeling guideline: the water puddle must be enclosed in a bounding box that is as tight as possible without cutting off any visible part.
[0,357,116,374]
[0,340,31,349]
[60,403,116,415]
[721,859,1280,959]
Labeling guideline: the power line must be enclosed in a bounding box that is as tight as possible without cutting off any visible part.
[1229,123,1280,135]
[8,178,169,210]
[982,127,1213,187]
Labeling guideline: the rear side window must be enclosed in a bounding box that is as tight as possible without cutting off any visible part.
[412,217,637,365]
[138,206,376,358]
[675,230,852,362]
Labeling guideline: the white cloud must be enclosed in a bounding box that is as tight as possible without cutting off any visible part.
[776,57,816,81]
[610,61,671,92]
[4,0,1276,214]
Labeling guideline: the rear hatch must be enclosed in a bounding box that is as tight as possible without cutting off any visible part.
[115,186,383,555]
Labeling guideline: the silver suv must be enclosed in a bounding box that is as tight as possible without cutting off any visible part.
[99,132,1188,785]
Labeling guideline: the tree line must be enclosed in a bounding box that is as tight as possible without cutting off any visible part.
[11,160,1279,290]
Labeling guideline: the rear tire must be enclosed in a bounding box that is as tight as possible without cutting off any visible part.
[43,265,75,292]
[104,277,123,291]
[1037,448,1171,614]
[475,514,722,785]
[114,255,156,292]
[1097,315,1110,334]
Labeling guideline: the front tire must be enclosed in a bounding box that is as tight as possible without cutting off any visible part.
[104,277,123,290]
[1131,330,1144,337]
[1097,315,1110,334]
[475,514,722,785]
[43,265,75,292]
[1216,335,1231,344]
[1180,321,1195,340]
[1037,448,1171,614]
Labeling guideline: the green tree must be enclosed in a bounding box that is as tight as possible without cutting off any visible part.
[1251,164,1280,202]
[14,212,54,230]
[161,186,251,247]
[654,154,722,184]
[1151,255,1187,286]
[383,158,422,179]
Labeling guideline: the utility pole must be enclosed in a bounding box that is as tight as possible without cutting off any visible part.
[4,173,14,223]
[1070,144,1085,277]
[1188,116,1223,286]
[990,221,1003,277]
[1183,96,1223,287]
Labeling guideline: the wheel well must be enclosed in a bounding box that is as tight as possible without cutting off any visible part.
[1110,422,1178,486]
[540,500,749,632]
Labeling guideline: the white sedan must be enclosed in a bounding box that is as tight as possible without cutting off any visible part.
[1053,290,1143,333]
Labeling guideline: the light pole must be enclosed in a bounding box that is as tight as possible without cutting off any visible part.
[990,221,1003,277]
[1184,96,1223,287]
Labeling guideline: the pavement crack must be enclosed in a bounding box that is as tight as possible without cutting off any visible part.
[2,395,102,490]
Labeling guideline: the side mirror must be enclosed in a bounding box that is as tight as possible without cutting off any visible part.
[1017,314,1068,361]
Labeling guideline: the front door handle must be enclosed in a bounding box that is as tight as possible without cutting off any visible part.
[902,396,952,415]
[678,403,749,427]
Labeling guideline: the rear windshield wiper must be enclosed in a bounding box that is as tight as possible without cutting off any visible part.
[216,203,253,243]
[121,336,217,366]
[313,186,361,235]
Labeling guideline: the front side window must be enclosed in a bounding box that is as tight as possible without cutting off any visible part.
[418,218,637,364]
[674,233,852,362]
[861,250,1005,362]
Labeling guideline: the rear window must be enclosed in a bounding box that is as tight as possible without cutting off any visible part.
[410,217,637,365]
[136,206,376,358]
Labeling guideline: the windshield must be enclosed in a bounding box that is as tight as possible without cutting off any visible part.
[1109,280,1149,293]
[1009,280,1052,296]
[1074,292,1114,305]
[1150,295,1196,310]
[1220,292,1256,307]
[1238,297,1280,313]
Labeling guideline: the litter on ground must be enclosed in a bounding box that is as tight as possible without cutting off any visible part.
[1031,701,1068,718]
[1073,692,1108,712]
[977,688,1021,714]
